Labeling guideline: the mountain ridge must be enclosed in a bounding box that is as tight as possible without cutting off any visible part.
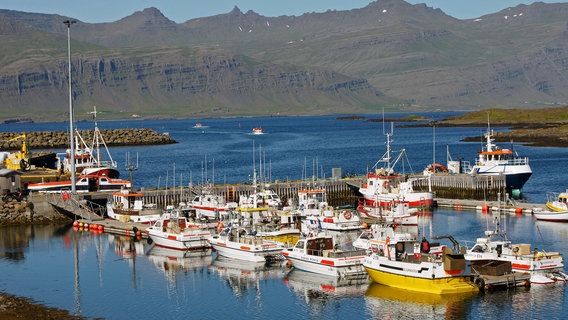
[2,0,568,121]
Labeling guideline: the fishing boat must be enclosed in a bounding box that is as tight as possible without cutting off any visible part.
[207,225,285,263]
[252,127,263,135]
[532,208,568,222]
[27,174,131,193]
[448,122,532,196]
[106,189,161,224]
[190,189,238,220]
[357,125,433,209]
[464,217,568,284]
[145,210,212,251]
[362,225,478,295]
[58,106,120,179]
[357,201,419,225]
[281,233,367,278]
[545,190,568,212]
[302,209,363,232]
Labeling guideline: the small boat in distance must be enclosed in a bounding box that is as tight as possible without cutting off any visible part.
[252,127,264,135]
[192,123,209,129]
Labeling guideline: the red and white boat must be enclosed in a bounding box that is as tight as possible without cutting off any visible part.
[106,189,161,224]
[190,191,238,220]
[145,210,211,250]
[281,233,367,278]
[27,174,131,193]
[357,202,419,225]
[358,126,433,209]
[207,227,285,263]
[58,106,120,179]
[252,127,263,135]
[465,217,568,284]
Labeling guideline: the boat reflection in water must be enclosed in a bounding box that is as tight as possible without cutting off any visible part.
[146,246,212,282]
[208,254,288,298]
[283,269,369,303]
[365,282,475,319]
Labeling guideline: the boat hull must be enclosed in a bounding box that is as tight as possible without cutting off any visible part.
[148,232,211,251]
[208,236,284,263]
[282,251,366,278]
[533,211,568,222]
[364,264,477,295]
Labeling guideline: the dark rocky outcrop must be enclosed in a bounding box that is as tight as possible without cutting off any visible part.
[0,128,176,150]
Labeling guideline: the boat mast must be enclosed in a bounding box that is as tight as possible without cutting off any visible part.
[64,19,76,193]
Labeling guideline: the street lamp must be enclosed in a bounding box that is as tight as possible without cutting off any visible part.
[64,20,76,193]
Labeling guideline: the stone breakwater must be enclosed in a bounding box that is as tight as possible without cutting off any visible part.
[0,128,176,150]
[0,199,70,226]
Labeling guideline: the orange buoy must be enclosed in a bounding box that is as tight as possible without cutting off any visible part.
[98,225,104,232]
[78,222,84,227]
[481,205,489,213]
[515,207,523,215]
[73,221,79,227]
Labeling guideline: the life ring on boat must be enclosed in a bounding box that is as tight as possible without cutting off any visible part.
[62,191,70,201]
[385,237,391,259]
[343,210,353,220]
[217,221,224,234]
[383,180,390,189]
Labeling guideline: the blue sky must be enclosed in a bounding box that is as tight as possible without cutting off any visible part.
[0,1,562,23]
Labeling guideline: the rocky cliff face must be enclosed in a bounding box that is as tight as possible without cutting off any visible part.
[0,47,380,120]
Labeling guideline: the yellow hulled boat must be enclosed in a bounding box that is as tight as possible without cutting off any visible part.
[362,225,478,295]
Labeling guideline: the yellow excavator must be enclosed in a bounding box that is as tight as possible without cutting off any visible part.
[2,134,32,171]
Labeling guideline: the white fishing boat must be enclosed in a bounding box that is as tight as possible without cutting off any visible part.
[252,127,263,135]
[532,208,568,222]
[27,174,131,193]
[362,225,478,295]
[357,202,419,225]
[190,188,238,220]
[145,210,212,251]
[281,233,367,278]
[447,122,532,195]
[358,125,433,209]
[302,209,363,232]
[106,189,161,224]
[464,217,568,284]
[207,226,285,263]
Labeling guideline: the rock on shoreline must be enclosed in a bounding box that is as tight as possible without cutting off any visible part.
[0,128,176,150]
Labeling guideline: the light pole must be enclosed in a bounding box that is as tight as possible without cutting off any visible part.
[64,20,76,193]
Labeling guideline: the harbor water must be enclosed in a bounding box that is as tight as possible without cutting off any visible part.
[1,114,567,319]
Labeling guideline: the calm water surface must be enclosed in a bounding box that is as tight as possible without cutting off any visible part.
[1,114,567,319]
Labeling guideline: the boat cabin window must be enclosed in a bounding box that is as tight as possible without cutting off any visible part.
[193,196,200,202]
[295,240,305,249]
[471,244,484,253]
